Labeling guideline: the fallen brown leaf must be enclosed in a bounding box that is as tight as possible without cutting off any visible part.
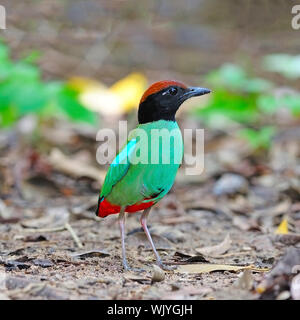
[291,274,300,300]
[235,269,254,290]
[162,285,212,300]
[175,263,269,274]
[213,173,249,196]
[233,216,260,231]
[70,250,110,259]
[124,274,150,284]
[272,233,300,246]
[257,247,300,297]
[32,259,54,268]
[195,234,232,257]
[48,148,105,182]
[161,216,195,225]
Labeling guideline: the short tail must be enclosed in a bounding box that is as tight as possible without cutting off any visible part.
[95,195,104,217]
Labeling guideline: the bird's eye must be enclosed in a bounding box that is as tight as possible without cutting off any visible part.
[168,87,178,95]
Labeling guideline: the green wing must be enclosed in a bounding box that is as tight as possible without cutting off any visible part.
[100,139,136,198]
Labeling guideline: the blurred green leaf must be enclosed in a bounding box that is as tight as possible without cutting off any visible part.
[57,86,97,124]
[0,105,18,127]
[257,94,278,114]
[15,82,48,114]
[193,61,300,128]
[0,41,9,61]
[10,62,40,81]
[23,50,41,64]
[258,93,300,116]
[0,40,98,127]
[0,60,13,80]
[206,63,272,93]
[207,64,246,89]
[263,54,300,79]
[243,78,272,93]
[239,127,276,150]
[194,89,259,125]
[281,94,300,116]
[0,80,20,107]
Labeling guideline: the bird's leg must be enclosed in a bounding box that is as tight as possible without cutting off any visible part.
[118,207,130,271]
[118,208,145,272]
[140,208,174,270]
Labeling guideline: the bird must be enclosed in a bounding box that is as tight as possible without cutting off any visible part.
[95,80,211,271]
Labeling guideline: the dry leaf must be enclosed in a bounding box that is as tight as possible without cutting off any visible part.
[21,207,69,229]
[68,77,119,115]
[161,216,195,225]
[48,149,105,182]
[151,265,165,284]
[253,199,291,219]
[110,73,147,112]
[70,250,110,259]
[162,286,212,300]
[291,274,300,300]
[32,259,54,268]
[0,271,6,289]
[276,291,290,300]
[273,233,300,245]
[175,263,269,274]
[256,247,300,296]
[213,173,249,196]
[0,272,9,300]
[233,216,260,231]
[235,269,254,290]
[174,251,209,263]
[124,274,150,284]
[69,73,147,116]
[184,255,210,263]
[275,217,288,235]
[195,234,232,257]
[0,293,9,300]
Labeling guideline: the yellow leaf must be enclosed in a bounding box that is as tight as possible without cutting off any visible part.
[175,264,269,274]
[80,88,122,116]
[68,77,122,116]
[68,76,105,92]
[67,73,147,116]
[256,285,266,294]
[110,72,147,112]
[275,218,288,235]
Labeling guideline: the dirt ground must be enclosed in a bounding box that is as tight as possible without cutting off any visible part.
[1,117,299,300]
[0,0,299,301]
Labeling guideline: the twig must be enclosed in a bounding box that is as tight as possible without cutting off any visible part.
[23,226,66,233]
[210,250,254,259]
[64,223,83,248]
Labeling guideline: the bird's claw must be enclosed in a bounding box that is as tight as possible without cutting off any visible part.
[123,262,146,273]
[157,262,177,271]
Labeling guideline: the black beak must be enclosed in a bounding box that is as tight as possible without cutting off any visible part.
[184,87,211,100]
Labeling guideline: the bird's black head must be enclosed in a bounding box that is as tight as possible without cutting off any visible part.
[138,80,211,124]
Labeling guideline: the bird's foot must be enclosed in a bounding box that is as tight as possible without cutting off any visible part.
[157,261,177,271]
[122,261,145,273]
[126,267,146,273]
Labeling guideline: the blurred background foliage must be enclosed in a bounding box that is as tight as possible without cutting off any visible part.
[0,40,97,126]
[0,0,299,151]
[1,1,300,300]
